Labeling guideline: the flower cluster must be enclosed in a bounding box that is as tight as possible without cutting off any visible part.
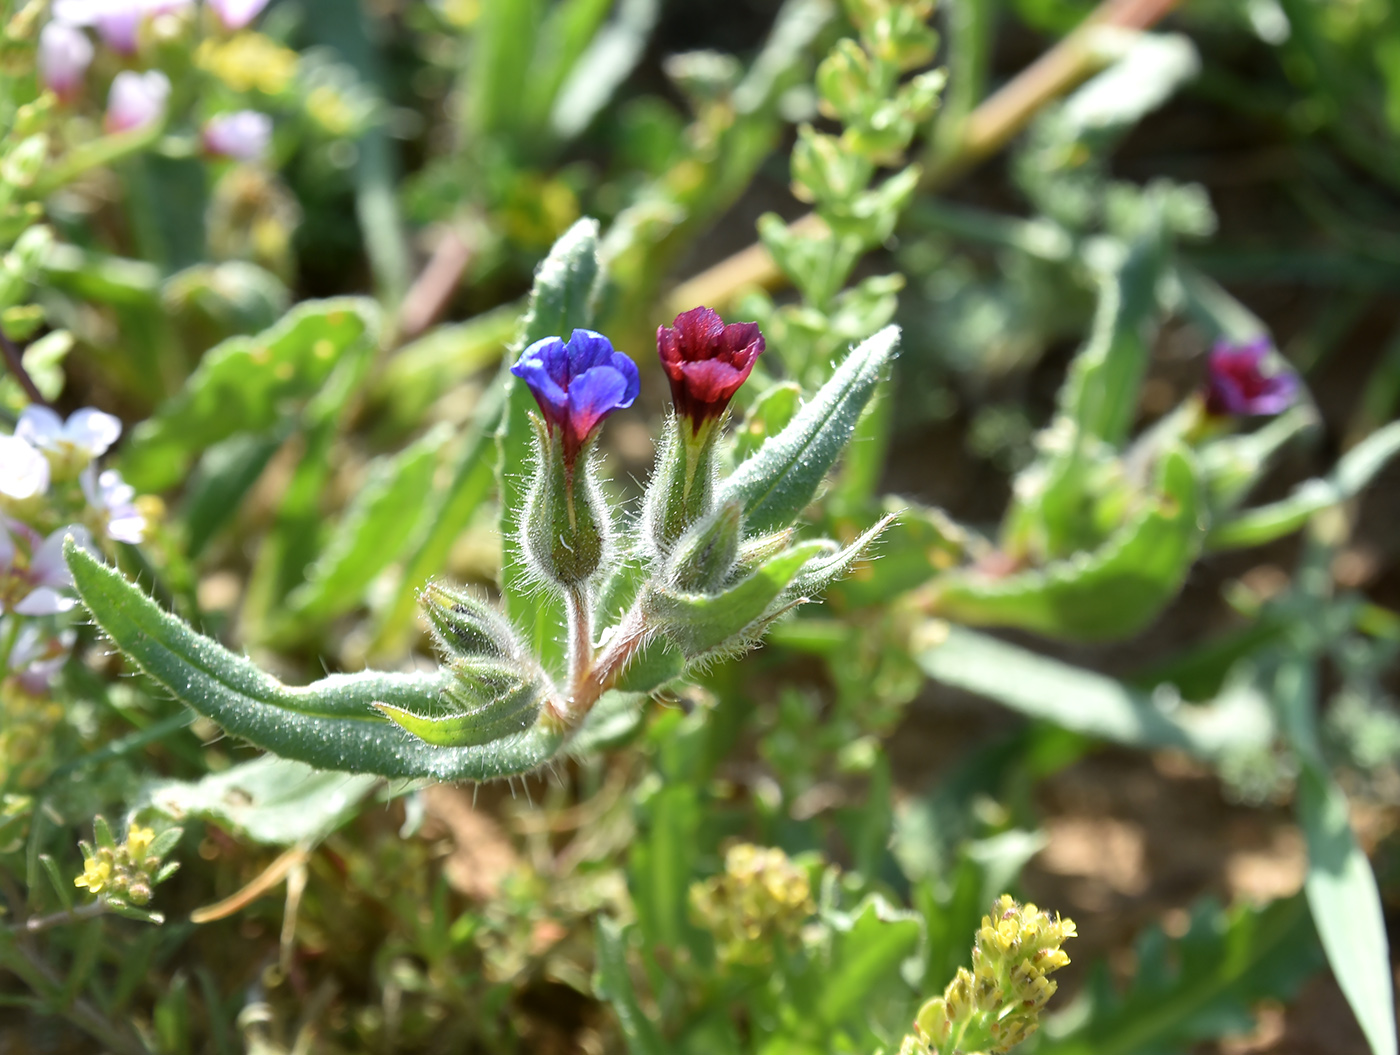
[2,404,149,698]
[900,896,1076,1055]
[38,0,274,160]
[688,844,816,965]
[73,816,182,915]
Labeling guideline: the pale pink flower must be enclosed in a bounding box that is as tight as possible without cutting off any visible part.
[206,0,270,31]
[0,436,49,500]
[202,110,272,161]
[104,69,170,134]
[38,22,95,102]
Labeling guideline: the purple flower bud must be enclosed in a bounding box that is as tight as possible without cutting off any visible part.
[104,69,170,134]
[202,110,272,161]
[657,306,765,430]
[510,329,640,466]
[206,0,270,30]
[38,22,94,103]
[1204,337,1299,417]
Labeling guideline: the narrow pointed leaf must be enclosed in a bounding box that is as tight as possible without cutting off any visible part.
[717,326,898,533]
[66,541,570,781]
[650,540,828,657]
[1207,420,1400,551]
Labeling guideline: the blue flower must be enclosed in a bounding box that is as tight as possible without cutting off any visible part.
[511,329,640,463]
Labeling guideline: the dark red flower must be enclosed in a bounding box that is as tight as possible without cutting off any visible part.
[1204,337,1299,417]
[657,307,765,428]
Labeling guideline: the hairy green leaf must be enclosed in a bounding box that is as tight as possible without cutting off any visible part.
[66,541,574,781]
[717,325,898,533]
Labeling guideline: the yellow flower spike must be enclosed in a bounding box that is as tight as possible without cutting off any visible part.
[688,843,815,966]
[900,896,1077,1055]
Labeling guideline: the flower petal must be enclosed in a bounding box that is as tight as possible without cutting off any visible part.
[64,408,123,456]
[15,587,76,616]
[15,405,63,447]
[0,436,50,499]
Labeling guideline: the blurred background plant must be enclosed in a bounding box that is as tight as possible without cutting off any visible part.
[2,0,1400,1051]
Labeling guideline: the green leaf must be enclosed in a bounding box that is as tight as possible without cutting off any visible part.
[818,895,924,1028]
[140,756,377,846]
[548,0,659,140]
[650,540,828,658]
[629,780,700,953]
[733,381,802,463]
[932,447,1205,641]
[1207,420,1400,550]
[913,624,1275,757]
[717,325,899,534]
[1039,895,1322,1055]
[284,424,450,623]
[1298,767,1397,1055]
[65,540,571,781]
[123,298,379,492]
[497,219,602,669]
[180,426,291,559]
[789,513,895,597]
[374,658,545,749]
[1058,221,1165,448]
[593,917,666,1055]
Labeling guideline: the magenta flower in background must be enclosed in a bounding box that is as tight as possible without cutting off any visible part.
[207,0,270,30]
[657,306,765,430]
[511,330,640,466]
[1204,337,1299,417]
[104,69,170,133]
[203,110,273,161]
[38,22,94,102]
[0,436,49,500]
[82,466,147,544]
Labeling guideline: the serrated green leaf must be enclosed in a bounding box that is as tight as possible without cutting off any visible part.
[914,624,1274,757]
[1207,420,1400,551]
[932,447,1205,641]
[123,298,379,492]
[497,219,603,671]
[650,540,828,657]
[65,541,571,781]
[1039,895,1321,1055]
[717,325,899,534]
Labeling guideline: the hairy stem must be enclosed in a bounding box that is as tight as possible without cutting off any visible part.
[565,585,595,705]
[568,602,650,718]
[15,900,108,935]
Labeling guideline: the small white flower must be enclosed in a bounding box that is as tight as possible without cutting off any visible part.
[38,21,95,102]
[104,69,170,134]
[16,405,123,462]
[203,110,273,162]
[82,466,146,544]
[5,619,77,694]
[0,522,94,615]
[0,435,50,499]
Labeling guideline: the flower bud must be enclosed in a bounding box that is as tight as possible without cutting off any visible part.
[38,22,93,103]
[104,69,170,134]
[420,581,522,659]
[665,501,742,593]
[1204,337,1299,417]
[642,413,718,557]
[522,419,609,589]
[656,307,765,433]
[202,109,272,162]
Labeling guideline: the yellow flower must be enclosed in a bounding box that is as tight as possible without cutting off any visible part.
[196,33,298,95]
[125,826,155,857]
[74,856,111,894]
